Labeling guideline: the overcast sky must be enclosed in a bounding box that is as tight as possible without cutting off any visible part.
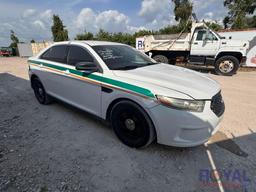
[0,0,228,46]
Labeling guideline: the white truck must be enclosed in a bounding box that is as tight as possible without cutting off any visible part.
[136,22,249,75]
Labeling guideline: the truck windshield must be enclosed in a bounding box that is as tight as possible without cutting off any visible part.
[212,30,222,39]
[92,45,158,70]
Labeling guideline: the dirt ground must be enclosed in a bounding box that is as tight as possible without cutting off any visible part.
[0,57,256,192]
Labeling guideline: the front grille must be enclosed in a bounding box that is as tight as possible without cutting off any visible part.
[211,92,225,117]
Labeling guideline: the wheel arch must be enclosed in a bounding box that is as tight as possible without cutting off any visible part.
[106,97,157,144]
[30,74,39,88]
[31,74,39,80]
[216,52,243,62]
[106,98,156,132]
[106,98,145,121]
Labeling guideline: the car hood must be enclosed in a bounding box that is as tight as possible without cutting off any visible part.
[112,64,220,100]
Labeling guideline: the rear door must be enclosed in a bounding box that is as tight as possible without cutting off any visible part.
[190,29,220,56]
[37,44,102,116]
[37,44,69,98]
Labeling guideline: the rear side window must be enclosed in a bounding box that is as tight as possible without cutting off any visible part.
[41,45,68,63]
[67,46,94,66]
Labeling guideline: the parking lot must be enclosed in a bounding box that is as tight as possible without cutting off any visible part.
[0,57,256,192]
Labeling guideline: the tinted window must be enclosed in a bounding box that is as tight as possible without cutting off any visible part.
[196,30,218,41]
[67,46,94,66]
[196,30,207,41]
[41,45,68,63]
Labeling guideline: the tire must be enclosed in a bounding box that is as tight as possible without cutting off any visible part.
[153,55,169,64]
[110,100,155,148]
[31,78,52,105]
[215,56,240,76]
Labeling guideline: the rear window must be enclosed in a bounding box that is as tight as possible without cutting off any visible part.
[41,45,68,63]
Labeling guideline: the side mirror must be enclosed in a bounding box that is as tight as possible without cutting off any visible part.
[75,62,98,73]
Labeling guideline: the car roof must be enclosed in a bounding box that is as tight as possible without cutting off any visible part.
[52,41,125,46]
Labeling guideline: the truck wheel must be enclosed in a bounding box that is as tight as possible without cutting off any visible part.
[215,56,239,76]
[153,55,169,64]
[110,100,155,148]
[31,78,52,105]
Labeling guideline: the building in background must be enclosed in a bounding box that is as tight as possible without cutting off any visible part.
[17,41,53,57]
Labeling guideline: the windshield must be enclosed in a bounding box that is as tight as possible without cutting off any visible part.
[211,30,222,39]
[92,45,158,70]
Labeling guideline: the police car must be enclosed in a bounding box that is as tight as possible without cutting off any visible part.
[28,41,224,148]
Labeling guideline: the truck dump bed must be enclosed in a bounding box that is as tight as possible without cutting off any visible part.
[144,33,191,52]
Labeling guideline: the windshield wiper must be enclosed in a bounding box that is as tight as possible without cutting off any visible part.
[146,62,159,65]
[113,62,159,70]
[114,65,139,70]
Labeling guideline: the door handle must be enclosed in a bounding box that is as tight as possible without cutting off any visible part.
[102,86,113,93]
[194,42,198,45]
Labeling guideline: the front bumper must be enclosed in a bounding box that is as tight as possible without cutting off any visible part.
[148,101,223,147]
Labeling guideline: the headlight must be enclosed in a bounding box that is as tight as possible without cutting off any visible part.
[156,95,205,112]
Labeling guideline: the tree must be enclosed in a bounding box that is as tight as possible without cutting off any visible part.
[51,15,69,42]
[172,0,193,26]
[30,39,35,43]
[246,16,256,28]
[75,31,94,40]
[205,22,223,31]
[9,30,19,48]
[223,0,256,29]
[112,32,135,46]
[223,16,230,29]
[158,22,191,34]
[133,30,154,38]
[95,29,112,41]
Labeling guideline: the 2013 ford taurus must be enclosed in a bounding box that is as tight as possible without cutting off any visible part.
[28,41,225,148]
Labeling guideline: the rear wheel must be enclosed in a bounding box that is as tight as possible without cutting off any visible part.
[215,56,240,76]
[31,78,52,105]
[110,101,155,148]
[152,55,169,64]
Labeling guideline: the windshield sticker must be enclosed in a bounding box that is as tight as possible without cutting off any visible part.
[97,49,122,60]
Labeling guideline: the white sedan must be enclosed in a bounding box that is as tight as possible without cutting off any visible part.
[28,41,225,148]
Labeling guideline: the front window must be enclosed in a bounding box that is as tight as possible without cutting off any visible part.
[92,45,158,70]
[67,46,94,66]
[196,30,218,41]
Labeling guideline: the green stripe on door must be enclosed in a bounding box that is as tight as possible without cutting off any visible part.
[28,59,155,98]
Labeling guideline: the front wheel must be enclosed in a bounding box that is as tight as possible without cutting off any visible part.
[215,56,240,76]
[110,101,155,148]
